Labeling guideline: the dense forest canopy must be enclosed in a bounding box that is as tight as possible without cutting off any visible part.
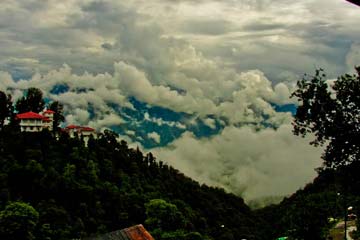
[0,126,268,240]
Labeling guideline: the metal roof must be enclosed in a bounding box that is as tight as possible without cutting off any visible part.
[83,225,154,240]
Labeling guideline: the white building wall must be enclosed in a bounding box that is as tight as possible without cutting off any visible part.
[19,119,44,132]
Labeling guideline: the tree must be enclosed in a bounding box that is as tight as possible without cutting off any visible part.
[48,101,65,131]
[99,129,120,149]
[291,67,360,168]
[0,91,13,130]
[16,88,45,113]
[145,199,186,233]
[0,201,39,240]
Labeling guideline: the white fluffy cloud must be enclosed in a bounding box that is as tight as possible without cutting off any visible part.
[65,108,90,125]
[148,132,161,144]
[114,61,218,115]
[203,118,216,129]
[144,112,186,129]
[88,113,124,130]
[153,124,323,200]
[0,60,294,129]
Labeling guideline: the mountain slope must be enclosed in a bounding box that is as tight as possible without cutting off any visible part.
[0,127,268,240]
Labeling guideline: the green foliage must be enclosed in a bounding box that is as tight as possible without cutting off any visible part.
[0,91,13,130]
[48,101,65,131]
[0,201,39,240]
[0,123,267,239]
[184,232,204,240]
[145,199,186,232]
[256,165,360,240]
[291,67,360,168]
[15,88,45,113]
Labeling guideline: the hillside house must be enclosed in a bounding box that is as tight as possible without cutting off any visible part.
[16,111,54,132]
[64,125,97,145]
[16,111,98,146]
[42,109,55,130]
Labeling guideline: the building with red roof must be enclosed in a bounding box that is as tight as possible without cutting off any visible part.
[16,110,54,132]
[64,125,95,136]
[16,110,97,146]
[64,125,97,146]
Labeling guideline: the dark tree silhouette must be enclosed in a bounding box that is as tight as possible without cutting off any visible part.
[49,101,65,131]
[15,88,45,113]
[0,91,13,130]
[291,67,360,169]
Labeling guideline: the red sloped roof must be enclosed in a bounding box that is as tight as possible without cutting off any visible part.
[84,224,154,240]
[65,125,95,132]
[80,127,95,132]
[43,110,55,114]
[124,225,154,240]
[65,125,80,129]
[16,111,45,120]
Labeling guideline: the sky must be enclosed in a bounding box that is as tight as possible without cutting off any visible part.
[0,0,359,200]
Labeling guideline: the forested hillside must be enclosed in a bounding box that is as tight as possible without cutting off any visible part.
[256,165,360,239]
[0,126,268,240]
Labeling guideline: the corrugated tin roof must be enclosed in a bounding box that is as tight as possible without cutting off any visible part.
[83,225,154,240]
[124,225,154,240]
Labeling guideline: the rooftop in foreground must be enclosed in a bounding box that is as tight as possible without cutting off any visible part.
[83,224,154,240]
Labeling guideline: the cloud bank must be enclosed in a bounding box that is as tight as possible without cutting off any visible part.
[153,124,322,200]
[0,0,358,200]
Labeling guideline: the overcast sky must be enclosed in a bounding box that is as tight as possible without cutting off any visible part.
[0,0,359,200]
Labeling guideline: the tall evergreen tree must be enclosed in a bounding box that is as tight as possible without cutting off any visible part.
[15,88,45,113]
[48,101,65,131]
